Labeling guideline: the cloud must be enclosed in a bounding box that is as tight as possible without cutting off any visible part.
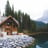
[0,0,48,20]
[37,10,48,23]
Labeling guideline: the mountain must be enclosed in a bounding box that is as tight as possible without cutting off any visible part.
[37,10,48,23]
[35,21,47,32]
[35,21,46,28]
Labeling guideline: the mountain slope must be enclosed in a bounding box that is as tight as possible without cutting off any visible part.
[35,21,46,28]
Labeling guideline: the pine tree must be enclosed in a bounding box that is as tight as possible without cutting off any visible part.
[5,0,11,16]
[11,5,14,17]
[14,11,18,20]
[4,0,37,33]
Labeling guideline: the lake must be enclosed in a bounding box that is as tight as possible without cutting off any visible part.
[30,32,48,48]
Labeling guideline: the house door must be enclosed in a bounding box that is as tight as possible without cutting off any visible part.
[5,28,12,35]
[7,29,12,35]
[7,32,12,35]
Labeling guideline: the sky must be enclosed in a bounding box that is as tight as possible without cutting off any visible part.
[0,0,48,20]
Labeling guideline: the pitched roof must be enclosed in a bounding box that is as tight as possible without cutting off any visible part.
[0,16,19,27]
[0,16,7,23]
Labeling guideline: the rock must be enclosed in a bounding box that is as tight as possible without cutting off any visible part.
[0,35,35,48]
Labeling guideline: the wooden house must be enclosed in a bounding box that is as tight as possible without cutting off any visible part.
[0,16,19,35]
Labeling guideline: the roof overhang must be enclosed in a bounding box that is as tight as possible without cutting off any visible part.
[0,16,19,27]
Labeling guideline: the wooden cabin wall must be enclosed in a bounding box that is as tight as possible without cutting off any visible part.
[2,23,18,32]
[0,27,5,32]
[0,22,18,35]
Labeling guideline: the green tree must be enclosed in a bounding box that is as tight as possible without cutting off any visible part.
[5,0,11,16]
[11,5,14,17]
[4,0,37,33]
[14,11,18,20]
[22,13,31,32]
[17,10,22,32]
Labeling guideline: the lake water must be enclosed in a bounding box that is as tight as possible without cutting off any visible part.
[31,33,48,48]
[36,41,48,48]
[36,45,42,48]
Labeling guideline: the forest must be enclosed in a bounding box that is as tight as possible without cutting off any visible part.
[3,0,48,33]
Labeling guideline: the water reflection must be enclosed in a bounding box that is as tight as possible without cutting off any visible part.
[30,33,48,48]
[36,45,42,48]
[36,41,48,48]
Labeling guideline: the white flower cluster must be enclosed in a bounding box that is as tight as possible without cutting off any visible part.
[0,35,35,48]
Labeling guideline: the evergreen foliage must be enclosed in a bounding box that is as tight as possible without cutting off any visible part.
[5,0,11,16]
[3,0,48,33]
